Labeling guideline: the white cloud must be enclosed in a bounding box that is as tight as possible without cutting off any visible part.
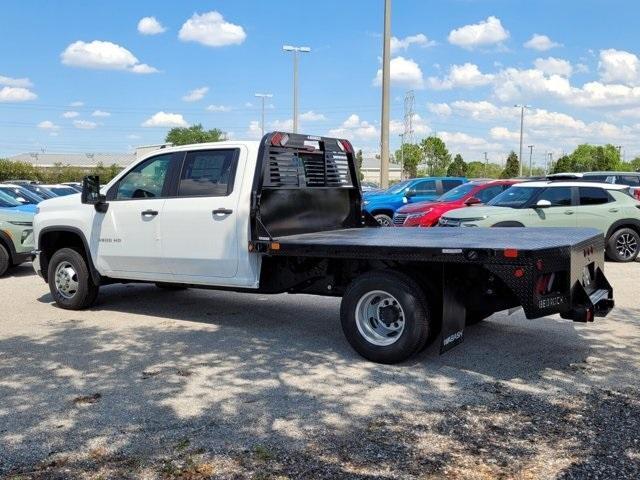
[271,118,294,131]
[246,121,263,139]
[137,16,166,35]
[428,63,494,90]
[427,102,452,116]
[73,120,98,129]
[567,81,640,107]
[178,11,246,47]
[37,120,60,130]
[524,34,562,51]
[142,111,188,127]
[61,40,158,74]
[0,75,32,87]
[490,126,521,141]
[373,56,425,89]
[493,67,571,102]
[439,131,503,152]
[534,57,573,77]
[390,113,431,136]
[448,16,509,50]
[91,110,111,117]
[300,111,326,121]
[182,86,209,102]
[0,86,37,102]
[598,49,640,85]
[127,134,141,140]
[206,104,231,112]
[329,114,378,141]
[62,111,80,118]
[390,34,436,53]
[69,101,84,107]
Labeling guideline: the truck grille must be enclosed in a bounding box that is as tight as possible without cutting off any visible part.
[393,213,408,226]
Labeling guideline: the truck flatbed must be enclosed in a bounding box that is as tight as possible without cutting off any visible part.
[271,227,603,262]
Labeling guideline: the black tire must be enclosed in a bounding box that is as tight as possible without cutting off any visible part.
[340,270,431,364]
[47,248,99,310]
[374,214,394,227]
[606,228,640,263]
[0,243,9,277]
[155,282,189,291]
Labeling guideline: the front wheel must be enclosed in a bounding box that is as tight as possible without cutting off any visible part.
[48,248,99,310]
[341,270,432,364]
[0,243,9,277]
[374,214,393,227]
[606,228,639,262]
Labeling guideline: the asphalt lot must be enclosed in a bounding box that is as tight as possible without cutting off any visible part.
[1,262,639,479]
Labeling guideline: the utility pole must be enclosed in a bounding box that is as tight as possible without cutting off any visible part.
[514,104,531,177]
[380,0,392,189]
[282,45,311,133]
[616,145,623,161]
[254,93,273,138]
[484,152,488,178]
[528,145,534,177]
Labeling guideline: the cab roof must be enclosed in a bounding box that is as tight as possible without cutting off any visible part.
[512,180,628,190]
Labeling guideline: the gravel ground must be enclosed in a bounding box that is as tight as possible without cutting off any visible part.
[0,262,639,479]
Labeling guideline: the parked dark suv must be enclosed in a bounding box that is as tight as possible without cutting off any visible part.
[582,172,640,200]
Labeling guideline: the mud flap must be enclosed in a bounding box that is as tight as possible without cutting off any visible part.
[440,266,466,354]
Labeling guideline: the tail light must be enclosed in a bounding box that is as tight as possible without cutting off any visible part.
[503,248,519,259]
[270,132,289,147]
[338,139,354,154]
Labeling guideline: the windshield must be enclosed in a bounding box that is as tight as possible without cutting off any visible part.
[385,180,412,194]
[437,183,476,202]
[0,189,22,208]
[0,186,39,204]
[48,186,78,196]
[488,186,539,208]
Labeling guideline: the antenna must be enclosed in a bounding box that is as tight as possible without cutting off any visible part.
[403,90,415,145]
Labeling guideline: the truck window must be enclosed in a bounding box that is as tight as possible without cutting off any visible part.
[538,187,572,206]
[178,149,238,197]
[115,153,175,200]
[412,180,436,194]
[476,185,504,203]
[579,187,611,205]
[620,175,640,186]
[442,179,462,192]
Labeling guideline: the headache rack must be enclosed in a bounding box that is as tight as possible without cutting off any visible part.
[251,132,367,242]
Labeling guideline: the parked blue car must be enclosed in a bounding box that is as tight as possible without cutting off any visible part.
[0,190,38,213]
[363,177,467,226]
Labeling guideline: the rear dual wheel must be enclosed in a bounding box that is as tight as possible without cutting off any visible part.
[340,271,432,364]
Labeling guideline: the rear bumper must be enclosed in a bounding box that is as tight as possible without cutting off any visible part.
[560,267,614,322]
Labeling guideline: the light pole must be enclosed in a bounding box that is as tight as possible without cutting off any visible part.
[528,145,534,177]
[254,93,273,138]
[399,133,405,180]
[515,104,531,177]
[380,0,392,189]
[483,152,488,178]
[282,45,311,133]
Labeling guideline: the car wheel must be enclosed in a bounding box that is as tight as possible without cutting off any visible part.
[0,243,9,277]
[47,248,99,309]
[155,282,189,291]
[374,214,393,227]
[606,228,640,262]
[341,270,431,364]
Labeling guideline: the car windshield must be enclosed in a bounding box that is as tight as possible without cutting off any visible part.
[385,180,411,194]
[437,183,476,202]
[0,189,22,208]
[0,186,39,204]
[488,186,539,208]
[48,186,78,196]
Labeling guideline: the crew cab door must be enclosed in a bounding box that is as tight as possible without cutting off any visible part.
[405,179,438,203]
[95,152,182,278]
[160,148,243,281]
[529,186,577,226]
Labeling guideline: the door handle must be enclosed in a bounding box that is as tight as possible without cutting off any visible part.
[141,209,159,217]
[609,208,619,213]
[564,210,574,215]
[212,208,233,216]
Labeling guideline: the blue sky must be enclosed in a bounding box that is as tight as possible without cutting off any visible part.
[2,0,640,168]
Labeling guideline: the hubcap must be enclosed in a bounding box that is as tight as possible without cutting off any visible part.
[616,233,638,259]
[375,215,393,227]
[54,261,79,299]
[355,290,405,346]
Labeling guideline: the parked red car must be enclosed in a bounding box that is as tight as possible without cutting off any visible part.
[393,179,522,227]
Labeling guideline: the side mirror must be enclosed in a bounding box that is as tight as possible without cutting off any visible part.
[82,175,108,212]
[16,197,27,203]
[535,199,552,208]
[464,197,482,206]
[405,189,416,199]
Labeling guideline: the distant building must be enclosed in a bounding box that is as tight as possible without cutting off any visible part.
[7,143,172,169]
[360,155,402,183]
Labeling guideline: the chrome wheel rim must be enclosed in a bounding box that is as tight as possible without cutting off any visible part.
[355,290,405,346]
[616,233,638,259]
[54,261,79,299]
[375,215,393,227]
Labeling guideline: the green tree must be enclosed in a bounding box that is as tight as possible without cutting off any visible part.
[500,151,520,178]
[551,155,574,174]
[354,149,364,180]
[165,124,226,146]
[447,153,468,177]
[566,144,621,172]
[628,157,640,172]
[395,143,422,178]
[466,161,502,179]
[420,136,451,176]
